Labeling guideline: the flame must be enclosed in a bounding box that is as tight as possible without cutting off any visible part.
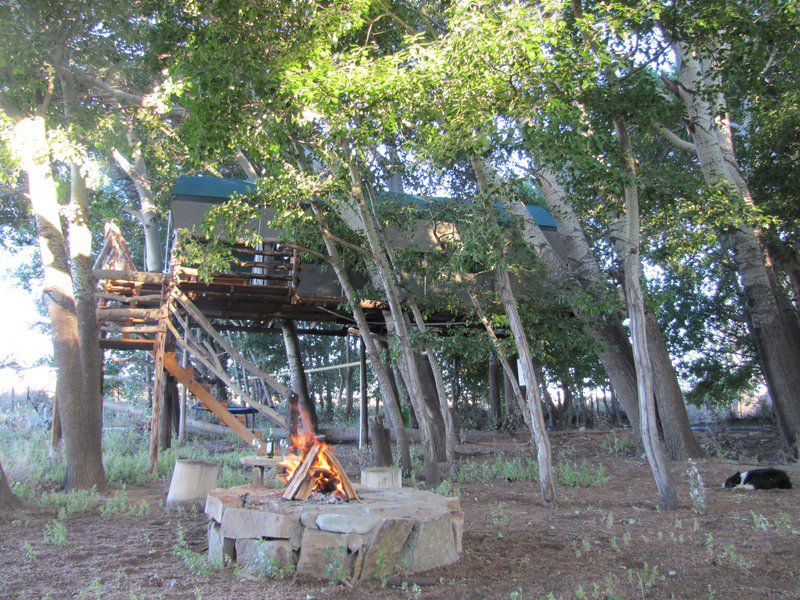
[277,406,347,498]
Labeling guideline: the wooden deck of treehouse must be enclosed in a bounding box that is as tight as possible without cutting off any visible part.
[93,225,382,470]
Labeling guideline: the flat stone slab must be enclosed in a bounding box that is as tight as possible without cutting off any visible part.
[205,484,462,580]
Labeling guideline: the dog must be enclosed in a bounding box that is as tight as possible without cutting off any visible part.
[724,468,792,490]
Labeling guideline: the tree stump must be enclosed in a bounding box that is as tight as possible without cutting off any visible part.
[166,459,220,509]
[361,467,402,489]
[370,415,393,467]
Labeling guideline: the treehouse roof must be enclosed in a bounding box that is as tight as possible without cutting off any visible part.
[171,175,558,231]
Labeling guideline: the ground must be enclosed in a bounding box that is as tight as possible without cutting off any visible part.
[2,429,799,600]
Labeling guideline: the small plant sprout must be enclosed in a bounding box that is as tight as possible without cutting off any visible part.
[43,519,68,546]
[751,512,770,531]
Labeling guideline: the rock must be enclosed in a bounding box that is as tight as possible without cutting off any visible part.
[316,513,381,535]
[451,510,464,553]
[207,522,235,564]
[221,507,301,540]
[235,538,296,571]
[399,513,459,572]
[205,493,225,523]
[296,529,354,579]
[359,518,414,580]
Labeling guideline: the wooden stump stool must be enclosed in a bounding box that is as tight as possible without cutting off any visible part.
[360,467,402,489]
[166,459,220,509]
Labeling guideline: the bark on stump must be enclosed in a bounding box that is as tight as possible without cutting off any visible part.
[166,459,220,509]
[361,467,402,489]
[370,415,394,467]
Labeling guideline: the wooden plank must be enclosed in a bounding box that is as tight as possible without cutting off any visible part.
[97,292,163,304]
[282,444,320,500]
[100,325,165,334]
[100,338,156,351]
[94,269,167,284]
[170,288,294,401]
[163,352,266,455]
[164,317,286,428]
[97,308,166,321]
[323,448,359,500]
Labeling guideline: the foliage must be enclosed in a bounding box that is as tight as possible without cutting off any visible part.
[173,523,224,576]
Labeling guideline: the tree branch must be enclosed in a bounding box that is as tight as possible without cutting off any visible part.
[71,71,187,118]
[655,123,696,154]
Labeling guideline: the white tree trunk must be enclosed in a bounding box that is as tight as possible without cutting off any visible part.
[615,118,678,510]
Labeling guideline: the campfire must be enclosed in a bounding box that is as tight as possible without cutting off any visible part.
[278,412,358,501]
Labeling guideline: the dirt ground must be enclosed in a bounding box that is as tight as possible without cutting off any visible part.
[2,429,800,600]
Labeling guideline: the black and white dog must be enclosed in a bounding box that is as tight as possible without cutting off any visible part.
[724,468,792,490]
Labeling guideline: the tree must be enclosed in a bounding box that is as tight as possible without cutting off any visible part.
[0,460,21,511]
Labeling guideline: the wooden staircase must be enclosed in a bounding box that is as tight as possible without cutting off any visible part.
[94,225,296,469]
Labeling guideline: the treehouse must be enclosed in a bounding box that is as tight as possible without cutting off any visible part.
[94,175,562,467]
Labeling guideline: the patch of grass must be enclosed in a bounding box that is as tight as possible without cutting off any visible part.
[173,523,224,576]
[720,543,749,571]
[751,512,769,531]
[43,519,68,546]
[456,456,540,483]
[601,433,634,455]
[40,487,101,518]
[78,578,103,600]
[99,487,148,517]
[486,502,510,538]
[555,460,611,487]
[322,546,349,583]
[431,478,460,497]
[23,542,37,561]
[249,542,296,579]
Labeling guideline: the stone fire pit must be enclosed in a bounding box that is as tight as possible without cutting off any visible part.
[205,484,463,580]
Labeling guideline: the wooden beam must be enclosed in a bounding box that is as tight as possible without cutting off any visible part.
[148,327,168,472]
[164,352,266,454]
[282,444,320,500]
[170,288,294,399]
[100,338,156,351]
[97,308,166,321]
[94,269,167,284]
[165,317,286,428]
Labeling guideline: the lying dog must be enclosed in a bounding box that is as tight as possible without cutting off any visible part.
[724,468,792,490]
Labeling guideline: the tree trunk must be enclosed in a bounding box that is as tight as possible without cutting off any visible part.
[50,395,62,458]
[346,161,440,486]
[359,337,369,447]
[344,337,353,418]
[111,131,162,272]
[0,461,20,511]
[616,117,678,510]
[281,320,318,432]
[409,302,458,465]
[503,172,642,442]
[489,351,502,430]
[472,156,555,504]
[496,268,556,503]
[19,114,105,491]
[667,41,800,455]
[308,200,412,475]
[644,310,703,459]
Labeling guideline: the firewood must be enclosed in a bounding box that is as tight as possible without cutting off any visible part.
[282,444,320,500]
[323,448,359,500]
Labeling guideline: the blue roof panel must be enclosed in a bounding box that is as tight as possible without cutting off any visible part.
[172,175,255,199]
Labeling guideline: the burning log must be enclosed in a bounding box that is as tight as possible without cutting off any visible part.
[281,443,358,501]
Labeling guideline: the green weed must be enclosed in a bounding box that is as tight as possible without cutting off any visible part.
[173,523,224,576]
[43,519,68,546]
[555,460,611,487]
[39,487,101,518]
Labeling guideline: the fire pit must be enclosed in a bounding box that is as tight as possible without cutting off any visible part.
[206,416,462,580]
[206,484,463,580]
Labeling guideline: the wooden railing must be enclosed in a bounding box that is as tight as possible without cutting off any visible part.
[175,236,302,289]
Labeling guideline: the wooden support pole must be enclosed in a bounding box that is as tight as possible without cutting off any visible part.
[359,336,368,449]
[148,326,168,472]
